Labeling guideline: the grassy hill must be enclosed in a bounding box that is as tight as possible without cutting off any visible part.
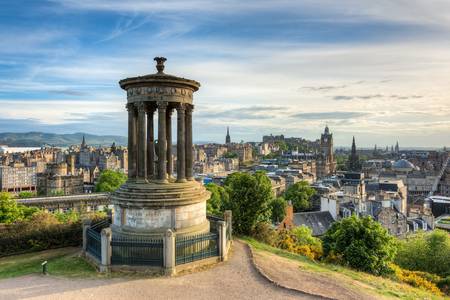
[244,238,448,300]
[0,132,127,147]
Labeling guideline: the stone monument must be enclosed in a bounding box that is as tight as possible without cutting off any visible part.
[111,57,210,238]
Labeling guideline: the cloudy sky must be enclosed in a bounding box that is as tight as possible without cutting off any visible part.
[1,1,450,147]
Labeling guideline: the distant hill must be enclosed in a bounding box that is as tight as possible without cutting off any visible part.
[0,132,127,147]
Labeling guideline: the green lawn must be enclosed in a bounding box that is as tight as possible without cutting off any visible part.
[0,247,99,279]
[242,237,448,300]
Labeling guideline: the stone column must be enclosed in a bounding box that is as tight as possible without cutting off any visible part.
[176,104,186,182]
[146,106,155,179]
[185,105,193,180]
[158,102,168,182]
[163,229,176,276]
[100,227,112,273]
[218,221,227,261]
[82,219,92,253]
[166,107,173,178]
[137,102,147,182]
[126,103,137,180]
[224,210,232,241]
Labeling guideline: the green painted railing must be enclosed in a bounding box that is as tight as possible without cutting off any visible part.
[86,228,101,261]
[111,235,163,266]
[175,232,219,265]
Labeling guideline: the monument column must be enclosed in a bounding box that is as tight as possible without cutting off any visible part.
[137,102,147,181]
[185,105,193,180]
[166,107,173,178]
[177,104,186,182]
[147,106,155,179]
[158,101,168,182]
[126,103,137,180]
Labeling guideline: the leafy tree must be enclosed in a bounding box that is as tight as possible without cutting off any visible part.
[0,192,24,224]
[95,170,127,192]
[205,183,229,216]
[0,192,39,224]
[269,197,287,223]
[223,152,238,159]
[395,230,450,277]
[292,225,321,248]
[284,181,316,212]
[275,141,288,152]
[223,171,273,235]
[323,215,397,275]
[17,191,36,199]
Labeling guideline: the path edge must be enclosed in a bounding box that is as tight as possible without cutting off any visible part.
[241,241,335,300]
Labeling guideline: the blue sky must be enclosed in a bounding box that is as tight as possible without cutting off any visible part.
[1,0,450,147]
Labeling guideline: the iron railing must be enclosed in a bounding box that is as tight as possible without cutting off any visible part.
[175,232,219,265]
[111,235,163,266]
[86,227,102,260]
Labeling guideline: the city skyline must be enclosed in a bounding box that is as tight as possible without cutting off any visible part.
[1,1,450,147]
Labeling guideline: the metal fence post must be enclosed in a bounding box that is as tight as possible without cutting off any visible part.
[164,229,176,276]
[224,210,232,240]
[218,221,227,261]
[82,219,92,253]
[100,227,112,272]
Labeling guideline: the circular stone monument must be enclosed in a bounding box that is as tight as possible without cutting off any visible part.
[111,57,210,238]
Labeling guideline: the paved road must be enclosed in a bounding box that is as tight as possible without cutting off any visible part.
[0,242,317,300]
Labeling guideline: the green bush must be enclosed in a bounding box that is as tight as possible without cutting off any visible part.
[0,211,108,257]
[269,197,287,223]
[323,215,397,275]
[395,230,450,277]
[17,191,36,199]
[205,183,228,216]
[284,181,316,212]
[223,171,273,235]
[251,222,278,246]
[0,192,40,224]
[95,170,127,192]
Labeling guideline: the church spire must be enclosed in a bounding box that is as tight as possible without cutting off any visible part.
[81,135,87,148]
[225,126,231,144]
[351,136,356,155]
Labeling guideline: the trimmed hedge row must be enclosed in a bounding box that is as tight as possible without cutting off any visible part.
[0,222,82,257]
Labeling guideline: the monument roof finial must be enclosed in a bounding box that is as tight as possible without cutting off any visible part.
[154,57,167,73]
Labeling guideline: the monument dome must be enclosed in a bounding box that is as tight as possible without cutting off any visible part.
[392,159,415,172]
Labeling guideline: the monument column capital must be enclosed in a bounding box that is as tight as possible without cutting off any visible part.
[158,101,168,110]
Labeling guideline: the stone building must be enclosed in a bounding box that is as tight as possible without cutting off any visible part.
[0,163,36,193]
[98,153,120,171]
[316,126,336,179]
[37,162,83,196]
[79,135,92,168]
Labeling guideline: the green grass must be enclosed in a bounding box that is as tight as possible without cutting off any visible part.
[0,247,99,279]
[241,237,449,300]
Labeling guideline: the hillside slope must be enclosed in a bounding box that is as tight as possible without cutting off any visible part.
[244,238,447,300]
[0,132,127,147]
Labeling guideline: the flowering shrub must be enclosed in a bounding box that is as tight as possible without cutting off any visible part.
[390,263,443,296]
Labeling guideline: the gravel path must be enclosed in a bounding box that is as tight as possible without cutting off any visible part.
[0,242,317,300]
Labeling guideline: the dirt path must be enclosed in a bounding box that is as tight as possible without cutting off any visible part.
[250,247,378,300]
[0,242,318,300]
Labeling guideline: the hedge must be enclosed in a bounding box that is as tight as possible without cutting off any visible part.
[0,222,82,257]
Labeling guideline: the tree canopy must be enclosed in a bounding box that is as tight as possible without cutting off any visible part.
[223,171,273,235]
[95,170,127,192]
[0,192,39,224]
[323,215,397,275]
[284,181,316,212]
[395,230,450,277]
[269,197,287,223]
[205,183,229,216]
